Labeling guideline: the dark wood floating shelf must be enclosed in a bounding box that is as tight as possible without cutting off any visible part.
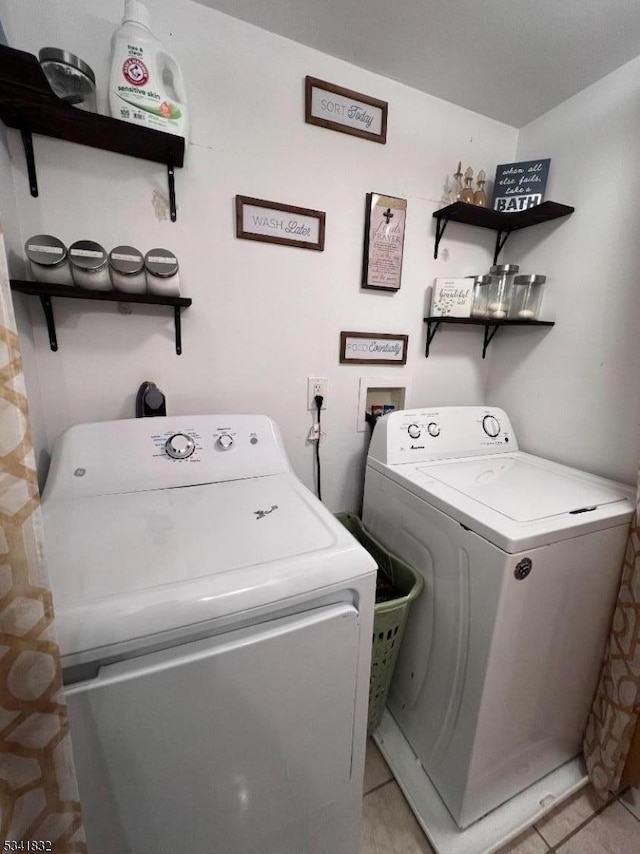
[423,316,555,359]
[432,200,574,264]
[0,46,185,221]
[11,280,192,355]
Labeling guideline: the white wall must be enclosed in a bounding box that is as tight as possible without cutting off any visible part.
[486,57,640,486]
[3,0,517,511]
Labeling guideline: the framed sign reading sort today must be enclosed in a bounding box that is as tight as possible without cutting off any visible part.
[305,76,388,144]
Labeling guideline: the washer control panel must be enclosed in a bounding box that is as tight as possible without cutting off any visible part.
[43,415,291,500]
[367,406,517,465]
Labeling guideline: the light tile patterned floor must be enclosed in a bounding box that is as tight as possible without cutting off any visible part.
[361,740,640,854]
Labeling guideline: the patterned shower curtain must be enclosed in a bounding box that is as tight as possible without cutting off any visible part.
[584,473,640,798]
[0,229,86,849]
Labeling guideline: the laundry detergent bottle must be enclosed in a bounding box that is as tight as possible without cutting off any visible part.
[109,0,188,140]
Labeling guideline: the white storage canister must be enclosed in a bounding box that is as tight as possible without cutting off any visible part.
[69,241,111,290]
[145,248,180,297]
[109,245,146,293]
[25,235,72,285]
[509,274,547,320]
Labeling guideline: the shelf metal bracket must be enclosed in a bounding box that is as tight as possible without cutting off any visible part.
[493,229,511,265]
[21,129,39,197]
[433,215,450,259]
[39,294,58,351]
[482,323,501,358]
[174,306,182,355]
[167,153,177,222]
[425,319,441,357]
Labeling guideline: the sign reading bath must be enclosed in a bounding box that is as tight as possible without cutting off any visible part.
[305,76,388,144]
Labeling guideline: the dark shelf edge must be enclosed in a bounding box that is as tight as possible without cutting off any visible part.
[423,316,554,326]
[10,280,192,308]
[432,200,574,232]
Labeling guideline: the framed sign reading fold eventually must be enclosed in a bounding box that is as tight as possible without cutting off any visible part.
[362,193,407,291]
[305,76,388,144]
[235,195,326,251]
[340,331,408,365]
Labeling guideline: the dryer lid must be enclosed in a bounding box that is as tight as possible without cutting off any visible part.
[42,473,375,658]
[419,455,627,522]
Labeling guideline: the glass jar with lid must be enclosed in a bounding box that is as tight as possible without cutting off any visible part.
[488,264,519,319]
[39,48,97,112]
[467,275,491,318]
[109,245,146,294]
[69,240,111,290]
[25,234,72,285]
[509,274,546,320]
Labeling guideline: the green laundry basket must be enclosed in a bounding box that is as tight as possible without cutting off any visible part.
[335,513,423,733]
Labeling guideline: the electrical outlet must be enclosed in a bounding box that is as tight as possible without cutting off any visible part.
[307,377,327,410]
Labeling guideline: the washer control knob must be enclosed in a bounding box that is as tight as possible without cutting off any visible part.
[165,433,195,460]
[427,422,441,437]
[217,433,234,450]
[407,424,421,439]
[483,415,501,438]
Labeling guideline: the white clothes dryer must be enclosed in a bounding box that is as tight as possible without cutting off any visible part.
[362,406,633,839]
[42,415,376,854]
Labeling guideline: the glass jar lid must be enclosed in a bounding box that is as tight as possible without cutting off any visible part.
[69,240,108,271]
[25,234,67,267]
[490,264,520,275]
[38,48,96,85]
[467,275,491,285]
[145,249,179,278]
[109,246,144,275]
[513,274,546,285]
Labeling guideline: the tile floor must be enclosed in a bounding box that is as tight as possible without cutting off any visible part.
[361,739,640,854]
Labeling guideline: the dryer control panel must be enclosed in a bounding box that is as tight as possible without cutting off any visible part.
[367,406,518,465]
[43,415,292,500]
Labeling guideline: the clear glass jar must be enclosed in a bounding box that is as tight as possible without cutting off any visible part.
[468,275,491,318]
[69,240,111,290]
[39,48,97,112]
[488,264,519,319]
[145,248,180,297]
[509,274,546,320]
[109,246,146,294]
[25,234,72,285]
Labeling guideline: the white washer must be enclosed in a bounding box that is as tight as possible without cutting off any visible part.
[362,406,634,848]
[41,415,376,854]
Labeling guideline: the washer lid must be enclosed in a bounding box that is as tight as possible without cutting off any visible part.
[42,472,375,658]
[419,455,626,521]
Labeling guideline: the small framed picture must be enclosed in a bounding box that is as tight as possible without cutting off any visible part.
[235,195,326,251]
[430,278,474,317]
[362,193,407,291]
[305,76,388,144]
[340,331,408,365]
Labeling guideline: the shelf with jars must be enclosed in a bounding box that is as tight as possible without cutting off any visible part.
[422,316,554,359]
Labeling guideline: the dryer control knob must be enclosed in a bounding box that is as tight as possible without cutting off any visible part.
[217,433,234,450]
[483,415,501,438]
[165,433,195,460]
[407,424,421,439]
[427,422,441,437]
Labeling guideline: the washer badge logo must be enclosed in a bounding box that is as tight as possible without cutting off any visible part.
[74,468,86,477]
[254,505,278,520]
[514,557,532,580]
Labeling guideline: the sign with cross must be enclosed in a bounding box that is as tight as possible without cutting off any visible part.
[362,193,407,291]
